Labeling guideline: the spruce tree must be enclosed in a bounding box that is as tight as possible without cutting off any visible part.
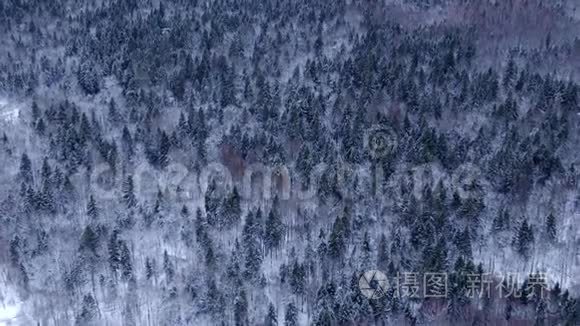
[121,126,134,160]
[40,157,52,190]
[158,130,170,168]
[204,179,221,227]
[119,241,133,281]
[289,260,306,296]
[9,236,20,268]
[515,219,535,259]
[19,153,33,184]
[264,197,285,255]
[108,229,121,276]
[163,250,174,283]
[234,288,249,326]
[203,278,225,316]
[75,294,98,326]
[145,257,155,281]
[222,186,242,228]
[87,195,98,220]
[264,303,278,326]
[328,216,346,260]
[546,213,557,243]
[79,226,99,257]
[108,99,120,125]
[284,302,298,326]
[242,211,263,282]
[377,233,389,271]
[122,175,137,209]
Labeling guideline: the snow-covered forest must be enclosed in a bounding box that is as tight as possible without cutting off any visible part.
[1,0,580,325]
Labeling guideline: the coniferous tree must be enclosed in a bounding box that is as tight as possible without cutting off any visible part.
[108,99,121,125]
[264,197,285,255]
[196,208,210,248]
[455,227,473,259]
[493,209,511,232]
[264,303,278,326]
[122,175,137,209]
[108,229,121,276]
[77,60,101,95]
[34,230,49,256]
[19,153,33,184]
[79,225,100,291]
[40,157,52,190]
[35,118,46,135]
[204,179,220,227]
[75,294,98,325]
[145,257,155,281]
[31,101,40,122]
[121,126,134,160]
[163,250,174,283]
[328,215,346,261]
[222,186,242,228]
[158,130,171,168]
[360,231,373,269]
[284,302,298,326]
[234,288,249,326]
[9,236,20,268]
[546,213,557,243]
[79,225,99,257]
[202,278,225,317]
[119,240,133,281]
[515,219,535,259]
[289,260,306,297]
[87,195,98,220]
[242,211,263,282]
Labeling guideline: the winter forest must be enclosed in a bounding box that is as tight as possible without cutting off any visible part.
[1,0,580,325]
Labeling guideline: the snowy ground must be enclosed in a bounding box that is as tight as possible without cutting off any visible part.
[0,98,21,125]
[0,304,20,326]
[0,99,28,325]
[0,269,23,326]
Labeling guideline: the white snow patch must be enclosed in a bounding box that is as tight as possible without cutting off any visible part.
[0,98,21,124]
[0,270,22,325]
[0,304,20,325]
